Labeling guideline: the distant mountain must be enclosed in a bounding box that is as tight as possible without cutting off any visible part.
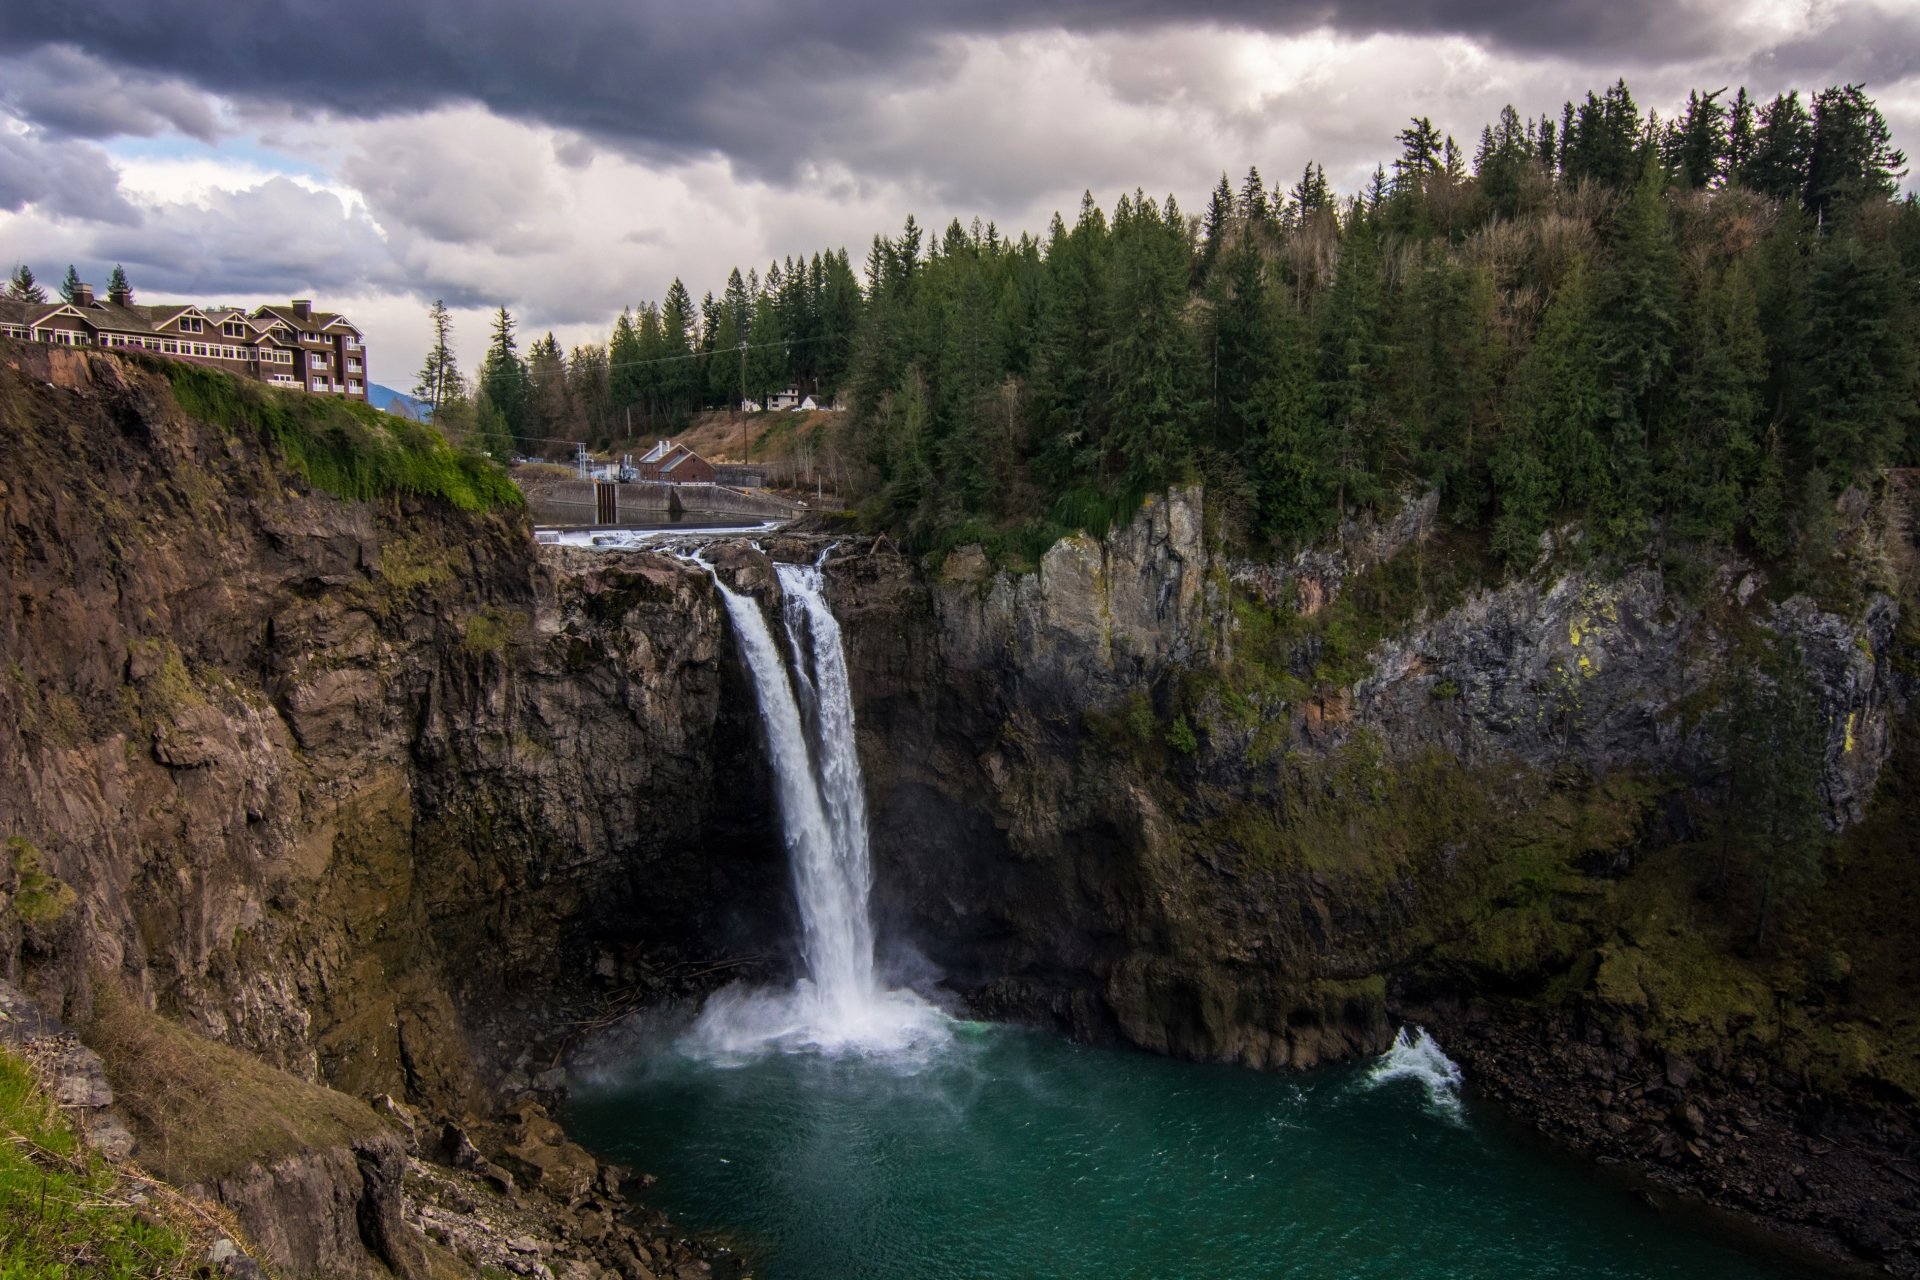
[368,383,429,420]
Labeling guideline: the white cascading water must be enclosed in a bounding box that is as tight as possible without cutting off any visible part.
[689,554,947,1062]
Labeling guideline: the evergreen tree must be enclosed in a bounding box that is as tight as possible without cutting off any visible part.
[107,264,132,303]
[1662,261,1765,540]
[1591,157,1680,544]
[59,265,80,304]
[1288,162,1332,223]
[1493,257,1605,561]
[1394,117,1444,187]
[525,332,570,447]
[1237,168,1271,225]
[1476,105,1535,219]
[745,289,786,406]
[658,279,698,419]
[1791,231,1914,483]
[1198,173,1235,280]
[1805,84,1907,225]
[1029,199,1112,493]
[1252,292,1333,544]
[1561,81,1642,189]
[1317,210,1386,515]
[708,280,745,408]
[608,308,644,420]
[567,343,612,444]
[1745,91,1814,203]
[1675,88,1728,189]
[411,300,466,412]
[5,264,46,303]
[477,307,527,446]
[1104,193,1198,495]
[1726,87,1757,182]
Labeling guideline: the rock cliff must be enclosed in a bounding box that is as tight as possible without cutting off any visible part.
[4,341,1916,1275]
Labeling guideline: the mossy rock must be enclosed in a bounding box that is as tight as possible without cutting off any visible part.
[5,837,77,932]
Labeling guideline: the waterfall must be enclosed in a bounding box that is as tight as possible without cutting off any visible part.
[690,555,946,1061]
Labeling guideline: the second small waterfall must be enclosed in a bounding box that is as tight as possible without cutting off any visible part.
[689,554,947,1061]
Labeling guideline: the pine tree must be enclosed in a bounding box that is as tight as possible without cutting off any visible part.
[477,306,527,447]
[59,265,80,304]
[412,300,465,411]
[1252,293,1333,544]
[1662,261,1765,540]
[1394,117,1444,188]
[5,264,45,303]
[707,275,746,408]
[525,332,571,445]
[1805,84,1907,225]
[1591,156,1680,544]
[1237,168,1271,225]
[1104,192,1198,495]
[745,289,785,406]
[1726,87,1757,182]
[1476,105,1535,219]
[1493,257,1605,561]
[658,279,698,420]
[1675,88,1728,189]
[608,308,643,419]
[1198,173,1235,281]
[1791,231,1913,484]
[1317,210,1386,515]
[108,264,132,304]
[1745,91,1814,203]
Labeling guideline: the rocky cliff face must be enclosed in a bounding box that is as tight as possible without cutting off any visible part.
[816,480,1917,1272]
[0,344,782,1275]
[5,342,1916,1275]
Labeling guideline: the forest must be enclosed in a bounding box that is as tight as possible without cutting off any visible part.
[423,80,1917,566]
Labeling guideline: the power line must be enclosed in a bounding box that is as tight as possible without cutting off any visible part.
[545,331,849,376]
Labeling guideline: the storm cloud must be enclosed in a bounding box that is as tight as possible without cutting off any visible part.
[1,0,1905,183]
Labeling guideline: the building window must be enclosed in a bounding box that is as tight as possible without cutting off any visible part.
[346,358,362,372]
[310,354,328,368]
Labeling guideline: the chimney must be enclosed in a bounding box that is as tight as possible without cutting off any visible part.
[72,283,95,307]
[107,283,130,306]
[291,299,312,320]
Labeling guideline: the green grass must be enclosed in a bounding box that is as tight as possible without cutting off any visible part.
[158,360,521,512]
[0,1046,193,1277]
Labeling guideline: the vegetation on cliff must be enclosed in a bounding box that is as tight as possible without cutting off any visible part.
[158,359,520,513]
[0,1045,193,1277]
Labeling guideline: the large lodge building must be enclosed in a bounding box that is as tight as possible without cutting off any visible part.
[0,283,368,399]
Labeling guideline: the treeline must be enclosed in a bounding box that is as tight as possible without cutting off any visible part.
[417,251,862,455]
[841,80,1917,565]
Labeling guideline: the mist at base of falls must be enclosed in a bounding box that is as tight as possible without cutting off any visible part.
[569,1023,1808,1280]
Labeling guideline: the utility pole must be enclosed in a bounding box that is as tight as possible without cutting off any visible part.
[738,339,749,464]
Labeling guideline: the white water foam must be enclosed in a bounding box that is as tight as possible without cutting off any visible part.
[1361,1025,1466,1119]
[687,557,948,1064]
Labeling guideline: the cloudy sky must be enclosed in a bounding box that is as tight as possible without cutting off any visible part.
[2,1,1915,389]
